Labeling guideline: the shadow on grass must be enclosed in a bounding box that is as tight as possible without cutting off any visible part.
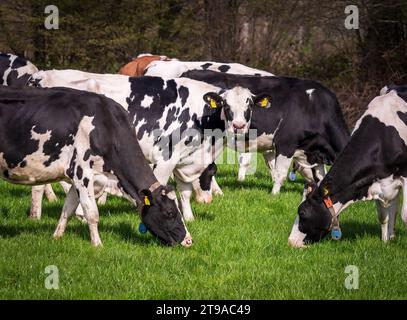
[0,216,162,247]
[218,177,304,194]
[339,220,380,240]
[193,211,216,221]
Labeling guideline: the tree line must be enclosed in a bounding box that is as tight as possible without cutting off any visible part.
[1,0,406,126]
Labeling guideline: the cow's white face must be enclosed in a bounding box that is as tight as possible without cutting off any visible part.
[220,86,254,135]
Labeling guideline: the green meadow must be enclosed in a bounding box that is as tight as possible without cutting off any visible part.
[0,152,406,299]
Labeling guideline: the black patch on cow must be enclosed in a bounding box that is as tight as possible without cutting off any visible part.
[3,170,9,178]
[89,160,94,168]
[397,112,407,126]
[199,163,217,191]
[200,63,212,70]
[20,160,27,168]
[10,56,28,69]
[218,65,231,73]
[127,77,178,140]
[76,165,83,180]
[179,86,189,106]
[163,106,177,131]
[66,149,77,179]
[83,177,89,187]
[83,149,91,161]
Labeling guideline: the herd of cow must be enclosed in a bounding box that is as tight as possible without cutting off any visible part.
[0,52,406,249]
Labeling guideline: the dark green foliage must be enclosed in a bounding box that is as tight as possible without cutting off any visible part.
[0,0,406,126]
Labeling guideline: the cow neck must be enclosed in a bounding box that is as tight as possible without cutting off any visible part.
[318,144,387,209]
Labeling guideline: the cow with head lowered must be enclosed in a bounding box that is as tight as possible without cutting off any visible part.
[29,69,261,221]
[0,85,192,247]
[182,70,350,196]
[288,86,407,247]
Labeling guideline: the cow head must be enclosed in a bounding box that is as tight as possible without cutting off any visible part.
[204,87,272,135]
[140,185,192,247]
[288,184,334,247]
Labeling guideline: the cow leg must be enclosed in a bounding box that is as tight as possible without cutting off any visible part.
[44,184,58,202]
[388,194,399,240]
[238,153,252,181]
[271,154,292,194]
[263,149,276,174]
[53,186,80,239]
[59,181,86,222]
[401,178,407,230]
[375,199,398,242]
[174,177,194,222]
[29,185,46,219]
[75,176,103,247]
[211,176,223,196]
[59,181,71,193]
[192,179,212,204]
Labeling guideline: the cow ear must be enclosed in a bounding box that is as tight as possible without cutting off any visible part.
[203,92,224,109]
[253,94,272,108]
[139,189,153,206]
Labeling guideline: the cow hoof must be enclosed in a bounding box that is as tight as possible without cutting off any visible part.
[390,235,396,240]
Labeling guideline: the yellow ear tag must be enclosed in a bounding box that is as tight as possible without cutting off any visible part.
[209,99,217,109]
[322,186,329,196]
[144,196,151,206]
[260,97,269,108]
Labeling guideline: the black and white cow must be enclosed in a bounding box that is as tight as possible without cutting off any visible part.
[181,70,350,195]
[0,85,192,247]
[29,69,261,221]
[288,86,407,247]
[0,52,38,87]
[0,53,58,206]
[144,59,274,78]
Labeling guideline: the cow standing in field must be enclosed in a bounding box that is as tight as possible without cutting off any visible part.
[0,85,192,247]
[182,70,349,195]
[0,53,59,207]
[288,86,407,247]
[29,69,262,221]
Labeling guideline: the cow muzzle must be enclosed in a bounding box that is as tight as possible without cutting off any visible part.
[181,233,193,248]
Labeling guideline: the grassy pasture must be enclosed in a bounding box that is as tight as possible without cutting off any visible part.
[0,152,406,299]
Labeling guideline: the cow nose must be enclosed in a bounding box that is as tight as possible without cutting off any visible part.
[232,121,246,130]
[181,233,193,248]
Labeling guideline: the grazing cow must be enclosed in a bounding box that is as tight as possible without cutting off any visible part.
[144,59,274,78]
[0,85,192,247]
[0,52,38,87]
[288,86,407,247]
[118,53,173,77]
[182,70,349,195]
[29,69,260,221]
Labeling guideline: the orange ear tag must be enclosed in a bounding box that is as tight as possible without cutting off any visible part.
[323,197,333,208]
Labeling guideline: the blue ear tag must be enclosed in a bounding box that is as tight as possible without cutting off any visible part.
[138,223,147,234]
[331,227,342,241]
[289,171,297,181]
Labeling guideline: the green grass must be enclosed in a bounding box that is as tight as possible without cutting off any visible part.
[1,152,407,299]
